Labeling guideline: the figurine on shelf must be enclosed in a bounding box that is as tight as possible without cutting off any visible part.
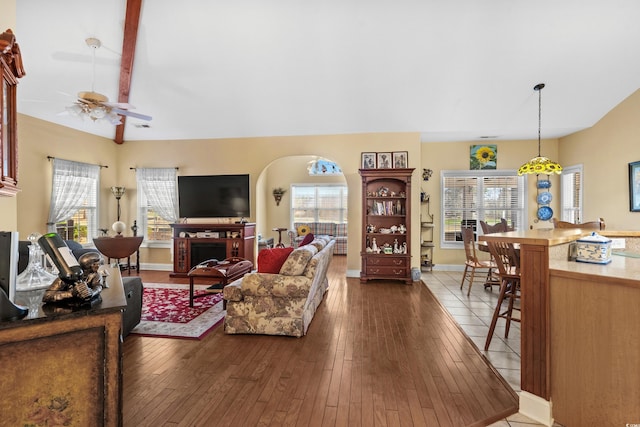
[402,242,407,254]
[393,239,400,253]
[398,224,406,234]
[371,237,379,253]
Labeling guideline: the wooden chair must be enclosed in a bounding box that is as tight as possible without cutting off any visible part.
[552,217,605,230]
[460,226,496,296]
[480,218,509,235]
[484,240,521,351]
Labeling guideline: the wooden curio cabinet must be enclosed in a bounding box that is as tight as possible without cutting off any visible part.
[360,168,414,284]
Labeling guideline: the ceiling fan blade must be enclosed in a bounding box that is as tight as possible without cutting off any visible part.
[111,107,152,121]
[103,101,135,110]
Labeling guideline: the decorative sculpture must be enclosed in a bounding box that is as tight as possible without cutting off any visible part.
[42,251,103,306]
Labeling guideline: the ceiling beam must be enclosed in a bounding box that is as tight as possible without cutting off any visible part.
[114,0,143,144]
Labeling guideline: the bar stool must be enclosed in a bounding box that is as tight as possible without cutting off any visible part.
[484,240,521,351]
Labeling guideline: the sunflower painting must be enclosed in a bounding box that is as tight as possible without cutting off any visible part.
[470,144,497,170]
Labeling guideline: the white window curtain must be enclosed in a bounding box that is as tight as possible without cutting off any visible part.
[47,158,100,237]
[136,168,179,223]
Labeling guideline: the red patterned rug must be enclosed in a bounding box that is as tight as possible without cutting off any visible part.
[130,283,225,340]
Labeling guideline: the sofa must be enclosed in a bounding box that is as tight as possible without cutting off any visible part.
[293,222,347,255]
[223,236,335,337]
[17,240,142,337]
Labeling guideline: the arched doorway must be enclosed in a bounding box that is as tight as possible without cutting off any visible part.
[255,155,347,250]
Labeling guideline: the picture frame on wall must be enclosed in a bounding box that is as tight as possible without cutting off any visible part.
[361,152,376,169]
[629,161,640,211]
[392,151,408,168]
[377,152,392,169]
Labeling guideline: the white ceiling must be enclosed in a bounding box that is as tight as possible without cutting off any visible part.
[15,0,640,143]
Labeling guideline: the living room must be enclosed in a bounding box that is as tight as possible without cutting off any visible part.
[3,2,640,426]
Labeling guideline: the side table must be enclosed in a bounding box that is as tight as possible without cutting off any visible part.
[272,228,288,248]
[92,236,143,275]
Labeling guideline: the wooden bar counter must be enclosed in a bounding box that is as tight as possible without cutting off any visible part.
[480,229,640,426]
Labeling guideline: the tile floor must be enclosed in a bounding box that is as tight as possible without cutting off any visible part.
[421,270,562,427]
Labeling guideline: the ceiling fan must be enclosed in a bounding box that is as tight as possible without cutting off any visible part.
[65,37,151,125]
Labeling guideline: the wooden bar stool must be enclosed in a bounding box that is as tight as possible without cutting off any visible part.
[484,240,521,351]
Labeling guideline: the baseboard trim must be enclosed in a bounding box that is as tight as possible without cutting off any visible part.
[519,391,554,427]
[139,262,172,271]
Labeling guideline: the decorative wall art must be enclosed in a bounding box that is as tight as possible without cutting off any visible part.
[470,144,497,170]
[629,161,640,211]
[377,152,392,169]
[361,152,376,169]
[392,152,408,168]
[361,152,409,169]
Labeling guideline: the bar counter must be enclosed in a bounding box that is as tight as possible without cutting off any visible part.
[480,229,640,426]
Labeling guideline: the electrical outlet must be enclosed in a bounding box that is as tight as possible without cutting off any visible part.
[610,238,625,249]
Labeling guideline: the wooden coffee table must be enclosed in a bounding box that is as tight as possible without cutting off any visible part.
[187,257,253,307]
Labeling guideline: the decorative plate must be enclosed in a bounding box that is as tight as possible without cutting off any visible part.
[537,206,553,221]
[537,191,552,205]
[537,180,552,189]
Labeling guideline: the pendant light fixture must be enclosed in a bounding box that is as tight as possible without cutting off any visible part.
[517,83,562,175]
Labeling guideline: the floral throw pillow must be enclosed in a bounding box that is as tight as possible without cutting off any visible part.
[279,245,317,276]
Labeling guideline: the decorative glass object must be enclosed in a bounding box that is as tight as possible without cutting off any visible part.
[16,233,57,291]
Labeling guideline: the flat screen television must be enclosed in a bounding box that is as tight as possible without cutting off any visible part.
[178,174,250,219]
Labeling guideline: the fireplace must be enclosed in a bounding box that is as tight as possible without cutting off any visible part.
[190,242,227,267]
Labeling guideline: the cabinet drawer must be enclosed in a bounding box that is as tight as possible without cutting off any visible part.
[365,266,408,277]
[365,256,407,267]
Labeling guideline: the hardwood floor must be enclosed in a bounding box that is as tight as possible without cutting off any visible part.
[122,257,518,426]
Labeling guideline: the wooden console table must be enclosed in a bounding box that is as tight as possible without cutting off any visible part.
[2,267,126,426]
[93,236,143,274]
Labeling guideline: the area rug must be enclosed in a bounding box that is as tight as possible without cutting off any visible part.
[130,283,225,340]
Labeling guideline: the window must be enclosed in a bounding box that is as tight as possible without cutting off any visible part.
[441,170,526,248]
[291,184,348,225]
[560,164,583,223]
[136,168,178,247]
[47,158,100,243]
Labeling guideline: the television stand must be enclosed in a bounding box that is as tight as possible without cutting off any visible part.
[170,223,256,277]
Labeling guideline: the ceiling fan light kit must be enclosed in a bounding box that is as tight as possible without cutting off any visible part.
[65,37,151,126]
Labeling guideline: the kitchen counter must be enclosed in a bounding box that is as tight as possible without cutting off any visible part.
[480,229,640,426]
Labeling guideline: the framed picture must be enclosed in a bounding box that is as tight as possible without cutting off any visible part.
[629,161,640,211]
[377,152,392,169]
[392,151,408,168]
[361,152,376,169]
[470,144,497,170]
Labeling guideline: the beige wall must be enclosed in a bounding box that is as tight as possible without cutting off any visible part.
[15,115,118,235]
[560,88,640,230]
